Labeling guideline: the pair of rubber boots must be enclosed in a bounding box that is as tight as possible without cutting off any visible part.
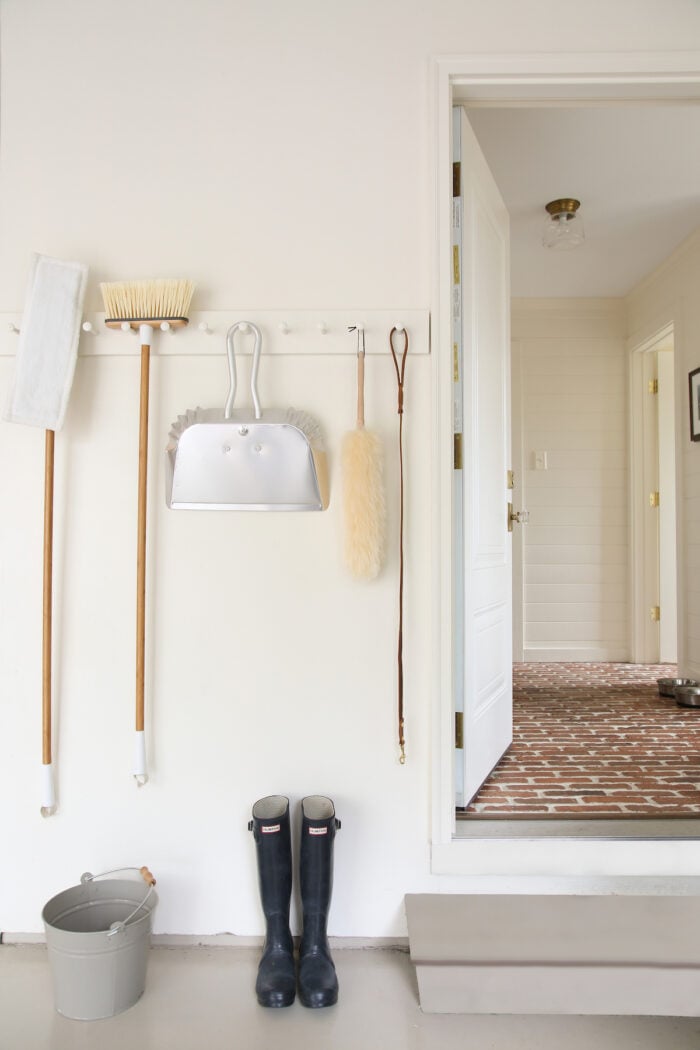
[249,794,341,1008]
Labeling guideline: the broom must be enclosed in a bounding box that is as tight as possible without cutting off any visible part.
[341,327,385,579]
[100,279,195,785]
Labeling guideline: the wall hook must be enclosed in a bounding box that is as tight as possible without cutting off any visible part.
[317,321,328,335]
[159,321,171,332]
[7,322,20,334]
[394,324,405,333]
[278,321,290,335]
[81,321,99,334]
[198,321,212,334]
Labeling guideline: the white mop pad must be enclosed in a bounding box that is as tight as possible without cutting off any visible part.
[3,254,88,430]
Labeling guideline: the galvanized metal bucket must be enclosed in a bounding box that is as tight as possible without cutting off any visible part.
[41,867,158,1020]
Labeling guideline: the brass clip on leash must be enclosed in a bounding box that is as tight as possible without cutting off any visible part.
[389,326,409,764]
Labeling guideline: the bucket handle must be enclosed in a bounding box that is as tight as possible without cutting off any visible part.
[225,321,262,421]
[80,866,157,938]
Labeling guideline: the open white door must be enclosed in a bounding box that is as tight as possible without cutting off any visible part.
[454,107,512,805]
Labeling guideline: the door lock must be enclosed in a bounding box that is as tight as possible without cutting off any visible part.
[508,503,530,532]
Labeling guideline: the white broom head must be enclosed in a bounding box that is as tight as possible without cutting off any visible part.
[100,278,195,320]
[342,426,386,580]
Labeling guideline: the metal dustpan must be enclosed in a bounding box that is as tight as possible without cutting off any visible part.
[166,321,328,510]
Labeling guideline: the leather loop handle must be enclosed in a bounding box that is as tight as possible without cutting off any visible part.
[389,327,409,764]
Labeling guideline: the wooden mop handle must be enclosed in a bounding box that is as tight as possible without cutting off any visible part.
[42,429,55,765]
[136,342,150,734]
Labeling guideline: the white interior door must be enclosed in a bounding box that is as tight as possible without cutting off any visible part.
[455,107,513,805]
[657,347,677,663]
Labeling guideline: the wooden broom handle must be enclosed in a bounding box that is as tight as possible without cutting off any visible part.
[136,343,150,733]
[42,429,55,765]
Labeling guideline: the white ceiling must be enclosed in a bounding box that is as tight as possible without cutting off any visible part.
[465,105,700,298]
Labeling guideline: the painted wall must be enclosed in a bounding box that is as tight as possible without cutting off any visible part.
[627,230,700,683]
[2,0,700,937]
[512,300,628,662]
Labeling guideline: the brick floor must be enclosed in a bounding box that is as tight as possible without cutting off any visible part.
[460,663,700,818]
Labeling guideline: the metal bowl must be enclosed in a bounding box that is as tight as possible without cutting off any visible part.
[676,685,700,708]
[658,677,698,697]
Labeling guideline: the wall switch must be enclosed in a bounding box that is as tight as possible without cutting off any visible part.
[534,450,548,470]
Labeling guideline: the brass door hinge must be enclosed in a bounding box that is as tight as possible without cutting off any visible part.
[454,433,463,470]
[507,470,515,490]
[649,491,660,508]
[453,161,461,198]
[455,711,464,750]
[648,379,659,394]
[651,605,661,622]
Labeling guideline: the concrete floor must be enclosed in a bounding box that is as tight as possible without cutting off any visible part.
[3,944,700,1050]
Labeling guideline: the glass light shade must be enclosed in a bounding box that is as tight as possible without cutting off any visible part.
[542,205,585,251]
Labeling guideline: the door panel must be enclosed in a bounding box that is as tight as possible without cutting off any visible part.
[456,107,512,805]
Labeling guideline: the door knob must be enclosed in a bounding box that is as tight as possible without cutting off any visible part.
[507,503,529,532]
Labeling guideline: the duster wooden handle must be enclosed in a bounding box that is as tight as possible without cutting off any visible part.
[42,429,55,765]
[136,343,150,733]
[356,350,365,428]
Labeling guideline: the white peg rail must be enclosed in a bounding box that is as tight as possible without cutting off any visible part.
[0,310,430,357]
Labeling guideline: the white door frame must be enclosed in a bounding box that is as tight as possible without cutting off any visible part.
[431,51,700,876]
[629,322,676,664]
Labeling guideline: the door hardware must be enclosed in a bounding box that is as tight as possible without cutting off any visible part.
[508,504,529,532]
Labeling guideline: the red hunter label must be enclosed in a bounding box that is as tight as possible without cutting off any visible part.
[262,824,280,834]
[309,826,328,835]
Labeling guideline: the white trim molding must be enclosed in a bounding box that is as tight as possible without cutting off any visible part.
[431,50,700,878]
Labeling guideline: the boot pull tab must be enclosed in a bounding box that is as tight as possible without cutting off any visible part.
[247,820,254,832]
[335,819,341,831]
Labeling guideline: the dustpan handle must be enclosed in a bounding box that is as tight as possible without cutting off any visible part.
[225,322,262,420]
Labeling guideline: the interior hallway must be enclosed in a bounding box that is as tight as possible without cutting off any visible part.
[461,663,700,818]
[4,943,700,1050]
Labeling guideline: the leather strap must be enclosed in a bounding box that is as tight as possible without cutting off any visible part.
[389,327,409,764]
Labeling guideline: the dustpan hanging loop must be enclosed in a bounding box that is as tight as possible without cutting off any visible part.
[225,322,262,420]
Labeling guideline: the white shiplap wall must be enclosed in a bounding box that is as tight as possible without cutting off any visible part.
[512,300,628,661]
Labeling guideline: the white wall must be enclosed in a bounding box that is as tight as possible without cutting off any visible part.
[3,0,700,937]
[627,230,700,682]
[512,300,628,662]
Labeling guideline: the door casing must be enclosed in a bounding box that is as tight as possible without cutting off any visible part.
[431,51,700,876]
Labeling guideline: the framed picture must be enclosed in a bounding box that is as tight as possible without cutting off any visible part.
[691,368,700,442]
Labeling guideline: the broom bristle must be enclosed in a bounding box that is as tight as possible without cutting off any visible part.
[341,427,386,580]
[284,407,325,450]
[100,278,195,320]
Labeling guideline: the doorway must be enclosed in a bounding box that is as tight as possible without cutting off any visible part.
[454,102,683,813]
[630,326,678,664]
[431,54,700,868]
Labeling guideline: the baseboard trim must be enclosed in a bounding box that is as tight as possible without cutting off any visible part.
[1,931,408,951]
[521,648,629,662]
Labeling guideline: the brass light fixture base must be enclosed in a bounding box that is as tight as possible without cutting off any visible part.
[545,198,581,219]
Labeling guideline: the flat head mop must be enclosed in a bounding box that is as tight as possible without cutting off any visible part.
[3,253,88,816]
[100,278,195,785]
[341,326,385,578]
[166,321,328,511]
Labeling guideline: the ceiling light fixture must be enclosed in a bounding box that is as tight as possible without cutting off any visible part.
[542,198,584,250]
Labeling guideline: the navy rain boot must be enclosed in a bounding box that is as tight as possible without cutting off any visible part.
[298,795,341,1008]
[248,795,296,1007]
